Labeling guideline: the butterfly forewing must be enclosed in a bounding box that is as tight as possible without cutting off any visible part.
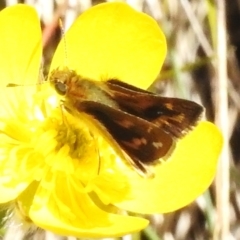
[106,79,204,138]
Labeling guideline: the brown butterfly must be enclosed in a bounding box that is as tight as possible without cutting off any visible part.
[49,67,203,175]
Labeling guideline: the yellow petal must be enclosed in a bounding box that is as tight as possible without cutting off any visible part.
[116,121,223,213]
[31,207,148,238]
[0,181,29,203]
[0,129,45,203]
[0,4,41,86]
[29,171,148,237]
[0,85,51,203]
[50,2,166,89]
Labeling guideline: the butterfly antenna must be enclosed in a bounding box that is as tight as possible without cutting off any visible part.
[59,19,68,66]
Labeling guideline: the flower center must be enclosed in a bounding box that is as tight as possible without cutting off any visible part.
[55,121,91,159]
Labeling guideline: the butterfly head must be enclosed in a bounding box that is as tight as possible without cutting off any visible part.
[49,67,77,96]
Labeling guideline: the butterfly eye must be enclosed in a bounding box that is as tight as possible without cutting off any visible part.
[55,81,67,95]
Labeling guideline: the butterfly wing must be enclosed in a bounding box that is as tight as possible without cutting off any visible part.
[78,100,174,173]
[106,79,204,138]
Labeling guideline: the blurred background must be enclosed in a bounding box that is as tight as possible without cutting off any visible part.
[0,0,237,239]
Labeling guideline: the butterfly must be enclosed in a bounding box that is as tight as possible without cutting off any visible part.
[49,67,203,175]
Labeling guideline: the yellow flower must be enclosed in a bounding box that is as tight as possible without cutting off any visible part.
[0,2,222,238]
